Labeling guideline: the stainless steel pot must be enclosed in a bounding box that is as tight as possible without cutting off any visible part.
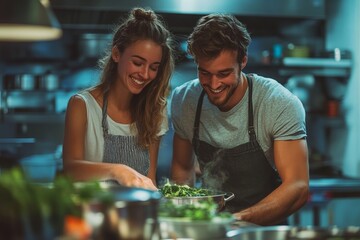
[164,191,235,211]
[39,74,59,91]
[86,185,162,240]
[14,74,36,90]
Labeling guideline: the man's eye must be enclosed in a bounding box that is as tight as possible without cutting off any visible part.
[217,72,231,78]
[133,61,142,66]
[199,71,210,76]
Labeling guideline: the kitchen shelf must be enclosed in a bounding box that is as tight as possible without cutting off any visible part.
[3,113,65,124]
[279,57,352,78]
[282,57,352,68]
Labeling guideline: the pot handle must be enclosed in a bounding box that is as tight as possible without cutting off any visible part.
[224,192,235,202]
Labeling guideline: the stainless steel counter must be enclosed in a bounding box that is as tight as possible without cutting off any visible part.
[294,177,360,226]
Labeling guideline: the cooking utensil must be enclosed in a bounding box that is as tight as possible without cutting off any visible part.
[85,185,162,240]
[39,74,59,91]
[14,74,36,90]
[159,217,234,239]
[20,154,57,183]
[164,191,235,211]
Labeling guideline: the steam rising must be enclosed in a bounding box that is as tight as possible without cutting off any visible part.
[201,149,228,191]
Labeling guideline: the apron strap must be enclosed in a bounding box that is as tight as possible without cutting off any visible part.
[246,76,256,142]
[192,89,206,155]
[101,87,110,137]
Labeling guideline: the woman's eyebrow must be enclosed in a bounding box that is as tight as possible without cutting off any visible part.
[132,55,161,65]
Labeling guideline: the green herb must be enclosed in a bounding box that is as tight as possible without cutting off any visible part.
[0,167,113,238]
[159,198,233,221]
[159,179,212,197]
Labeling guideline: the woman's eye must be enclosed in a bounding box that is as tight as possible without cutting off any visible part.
[150,66,159,72]
[133,61,142,67]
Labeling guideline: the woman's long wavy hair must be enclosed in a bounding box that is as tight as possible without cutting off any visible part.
[98,8,175,148]
[187,13,251,64]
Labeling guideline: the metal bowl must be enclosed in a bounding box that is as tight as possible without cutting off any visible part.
[159,217,234,239]
[164,191,235,211]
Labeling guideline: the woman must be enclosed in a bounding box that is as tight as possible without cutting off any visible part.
[62,8,175,190]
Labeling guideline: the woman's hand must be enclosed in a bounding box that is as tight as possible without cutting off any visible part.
[111,164,157,190]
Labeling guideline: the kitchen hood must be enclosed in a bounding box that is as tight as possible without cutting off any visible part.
[49,0,325,32]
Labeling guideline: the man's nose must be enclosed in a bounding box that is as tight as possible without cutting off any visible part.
[208,75,221,89]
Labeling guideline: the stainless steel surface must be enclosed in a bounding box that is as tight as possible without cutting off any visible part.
[50,0,325,18]
[283,57,352,68]
[166,191,235,211]
[310,177,360,191]
[15,74,36,90]
[39,74,59,90]
[78,33,112,59]
[49,0,325,31]
[0,138,36,144]
[228,226,360,240]
[5,91,53,111]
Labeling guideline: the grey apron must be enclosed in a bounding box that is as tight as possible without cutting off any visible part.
[192,75,282,214]
[101,91,150,176]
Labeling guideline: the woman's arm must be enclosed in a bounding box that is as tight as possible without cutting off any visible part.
[62,95,156,190]
[148,138,161,186]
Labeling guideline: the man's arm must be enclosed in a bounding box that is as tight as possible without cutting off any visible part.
[170,133,196,186]
[233,139,309,225]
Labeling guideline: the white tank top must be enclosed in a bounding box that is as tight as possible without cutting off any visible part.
[77,90,168,163]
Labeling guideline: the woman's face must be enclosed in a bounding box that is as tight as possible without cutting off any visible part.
[112,39,163,95]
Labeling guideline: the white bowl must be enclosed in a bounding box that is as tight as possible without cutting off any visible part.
[20,154,57,183]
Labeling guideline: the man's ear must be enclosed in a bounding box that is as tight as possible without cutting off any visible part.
[112,46,120,62]
[241,55,248,70]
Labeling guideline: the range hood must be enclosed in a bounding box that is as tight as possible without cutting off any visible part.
[49,0,325,32]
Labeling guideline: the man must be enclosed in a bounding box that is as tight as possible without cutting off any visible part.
[170,13,309,226]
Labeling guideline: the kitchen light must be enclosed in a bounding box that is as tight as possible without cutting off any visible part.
[0,0,62,41]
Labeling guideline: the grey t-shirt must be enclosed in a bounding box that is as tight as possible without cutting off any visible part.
[170,73,307,168]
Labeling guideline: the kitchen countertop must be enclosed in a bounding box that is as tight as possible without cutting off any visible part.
[310,177,360,191]
[293,177,360,226]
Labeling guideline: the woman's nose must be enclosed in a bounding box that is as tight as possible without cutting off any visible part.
[139,66,150,79]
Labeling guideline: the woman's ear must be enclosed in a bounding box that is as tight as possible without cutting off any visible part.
[112,46,120,62]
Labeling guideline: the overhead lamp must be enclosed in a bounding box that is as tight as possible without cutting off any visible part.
[0,0,62,42]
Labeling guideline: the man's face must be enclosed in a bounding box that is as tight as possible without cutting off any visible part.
[197,50,245,111]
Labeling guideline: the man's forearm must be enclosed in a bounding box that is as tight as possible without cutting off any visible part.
[171,164,196,186]
[233,180,309,225]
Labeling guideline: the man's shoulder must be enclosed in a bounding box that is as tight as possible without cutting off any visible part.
[252,74,295,100]
[251,74,282,89]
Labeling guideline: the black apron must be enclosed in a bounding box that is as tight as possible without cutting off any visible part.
[192,75,282,216]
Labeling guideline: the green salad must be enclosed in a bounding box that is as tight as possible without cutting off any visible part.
[159,179,213,197]
[159,198,233,221]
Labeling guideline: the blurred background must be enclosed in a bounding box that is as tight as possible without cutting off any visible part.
[0,0,359,227]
